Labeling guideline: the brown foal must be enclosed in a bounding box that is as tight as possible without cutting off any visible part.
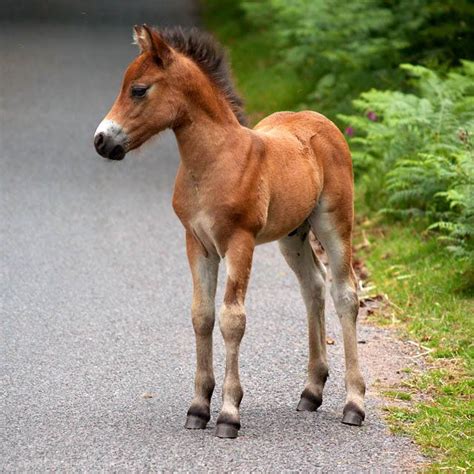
[94,25,366,438]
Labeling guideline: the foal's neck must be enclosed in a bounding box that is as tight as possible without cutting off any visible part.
[172,80,248,179]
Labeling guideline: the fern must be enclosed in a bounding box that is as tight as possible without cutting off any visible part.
[341,62,474,261]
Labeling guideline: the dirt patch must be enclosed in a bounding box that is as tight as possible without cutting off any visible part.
[357,314,426,398]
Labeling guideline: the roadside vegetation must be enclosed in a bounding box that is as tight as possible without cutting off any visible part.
[202,0,473,470]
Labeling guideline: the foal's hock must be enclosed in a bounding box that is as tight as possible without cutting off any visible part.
[94,25,366,439]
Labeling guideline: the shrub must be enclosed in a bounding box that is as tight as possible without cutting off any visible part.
[340,62,474,260]
[241,0,474,123]
[242,0,406,121]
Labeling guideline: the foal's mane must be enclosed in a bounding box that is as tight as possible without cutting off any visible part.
[159,26,247,126]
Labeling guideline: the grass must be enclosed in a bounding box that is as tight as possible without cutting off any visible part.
[201,0,474,470]
[385,368,473,472]
[356,217,474,472]
[382,390,412,401]
[357,218,474,361]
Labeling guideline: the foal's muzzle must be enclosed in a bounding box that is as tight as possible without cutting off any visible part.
[94,120,128,161]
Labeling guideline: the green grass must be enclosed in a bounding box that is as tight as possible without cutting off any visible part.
[357,220,474,361]
[202,1,474,470]
[382,390,412,401]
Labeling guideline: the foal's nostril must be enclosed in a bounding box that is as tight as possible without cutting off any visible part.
[94,132,105,153]
[109,144,126,161]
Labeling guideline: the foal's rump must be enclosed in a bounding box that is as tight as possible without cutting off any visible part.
[253,110,354,244]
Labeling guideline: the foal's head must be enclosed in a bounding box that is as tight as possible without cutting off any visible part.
[94,25,245,161]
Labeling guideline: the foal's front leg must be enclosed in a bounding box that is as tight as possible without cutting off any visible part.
[185,232,219,430]
[216,232,255,439]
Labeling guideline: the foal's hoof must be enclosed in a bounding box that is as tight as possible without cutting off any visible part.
[341,402,365,426]
[185,415,208,430]
[215,423,239,439]
[297,390,322,412]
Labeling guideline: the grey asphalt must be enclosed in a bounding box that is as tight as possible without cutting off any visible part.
[1,4,421,472]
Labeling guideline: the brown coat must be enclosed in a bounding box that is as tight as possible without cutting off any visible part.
[94,25,366,438]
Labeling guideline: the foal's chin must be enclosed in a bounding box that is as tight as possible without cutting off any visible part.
[127,132,164,155]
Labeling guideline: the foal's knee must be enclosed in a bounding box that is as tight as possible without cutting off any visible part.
[331,281,358,320]
[219,303,246,344]
[191,301,215,336]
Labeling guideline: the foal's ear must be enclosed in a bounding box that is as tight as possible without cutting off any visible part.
[132,24,173,67]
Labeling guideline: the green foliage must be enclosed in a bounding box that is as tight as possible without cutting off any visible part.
[242,0,406,121]
[342,62,474,260]
[240,0,474,123]
[402,0,474,67]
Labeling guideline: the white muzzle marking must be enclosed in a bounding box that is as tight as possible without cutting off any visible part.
[94,119,128,148]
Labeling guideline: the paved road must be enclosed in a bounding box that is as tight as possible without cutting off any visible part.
[1,6,421,472]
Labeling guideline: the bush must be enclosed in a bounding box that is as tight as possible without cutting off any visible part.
[242,0,406,121]
[241,0,474,123]
[340,62,474,260]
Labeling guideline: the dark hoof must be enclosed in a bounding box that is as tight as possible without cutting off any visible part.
[342,402,365,426]
[297,390,322,412]
[297,397,321,412]
[185,414,208,429]
[341,410,363,426]
[215,423,239,439]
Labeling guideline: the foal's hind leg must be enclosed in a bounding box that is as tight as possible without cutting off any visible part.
[279,222,329,411]
[185,231,219,430]
[309,202,366,426]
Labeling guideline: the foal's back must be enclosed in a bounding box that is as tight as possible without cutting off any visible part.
[254,110,353,178]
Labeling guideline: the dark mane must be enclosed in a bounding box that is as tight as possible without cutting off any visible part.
[159,26,247,126]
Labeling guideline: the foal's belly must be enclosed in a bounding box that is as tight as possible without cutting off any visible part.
[256,195,318,245]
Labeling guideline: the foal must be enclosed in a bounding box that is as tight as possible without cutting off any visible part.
[94,26,366,438]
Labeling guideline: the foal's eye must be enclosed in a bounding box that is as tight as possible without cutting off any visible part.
[131,85,149,98]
